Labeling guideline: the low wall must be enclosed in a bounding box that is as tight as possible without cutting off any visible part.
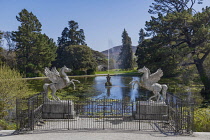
[42,100,75,119]
[134,101,168,120]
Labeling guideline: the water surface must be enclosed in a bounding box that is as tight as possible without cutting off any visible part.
[27,75,153,101]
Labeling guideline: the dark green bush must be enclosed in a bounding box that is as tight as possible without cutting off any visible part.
[72,70,86,75]
[87,69,95,75]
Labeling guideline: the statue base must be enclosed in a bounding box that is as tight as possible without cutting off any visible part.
[42,100,75,119]
[105,82,112,86]
[134,101,168,120]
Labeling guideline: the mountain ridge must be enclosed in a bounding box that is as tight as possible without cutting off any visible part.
[101,45,137,57]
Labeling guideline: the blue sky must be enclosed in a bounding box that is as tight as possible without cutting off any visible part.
[0,0,209,52]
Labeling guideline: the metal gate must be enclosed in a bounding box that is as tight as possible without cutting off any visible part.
[16,92,194,134]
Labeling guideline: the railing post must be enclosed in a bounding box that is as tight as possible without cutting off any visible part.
[31,100,35,131]
[28,99,34,131]
[68,100,70,130]
[16,98,20,131]
[138,101,140,131]
[103,97,105,130]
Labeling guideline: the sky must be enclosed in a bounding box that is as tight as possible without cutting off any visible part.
[0,0,209,52]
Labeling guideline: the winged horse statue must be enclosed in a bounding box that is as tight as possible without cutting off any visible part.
[130,66,168,102]
[43,66,80,101]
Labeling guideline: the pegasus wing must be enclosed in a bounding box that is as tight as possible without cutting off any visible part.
[51,67,60,76]
[44,67,60,83]
[148,68,163,84]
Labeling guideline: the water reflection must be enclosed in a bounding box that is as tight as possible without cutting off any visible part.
[93,76,142,101]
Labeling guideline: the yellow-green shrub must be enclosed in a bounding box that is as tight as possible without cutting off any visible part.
[0,65,30,119]
[0,119,16,130]
[194,107,210,132]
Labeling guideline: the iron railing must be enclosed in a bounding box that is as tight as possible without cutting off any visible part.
[16,92,194,134]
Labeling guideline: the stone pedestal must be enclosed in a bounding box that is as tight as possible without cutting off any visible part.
[134,101,168,120]
[42,100,75,119]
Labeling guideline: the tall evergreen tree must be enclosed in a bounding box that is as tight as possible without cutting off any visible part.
[0,31,2,40]
[118,29,134,70]
[55,20,86,68]
[0,31,3,48]
[138,28,146,45]
[12,9,57,77]
[58,20,86,47]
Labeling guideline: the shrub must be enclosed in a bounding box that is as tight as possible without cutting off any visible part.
[0,119,16,130]
[0,65,30,120]
[87,69,95,75]
[194,107,210,132]
[72,70,86,75]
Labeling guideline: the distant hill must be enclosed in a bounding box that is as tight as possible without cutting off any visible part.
[101,45,137,69]
[101,45,137,57]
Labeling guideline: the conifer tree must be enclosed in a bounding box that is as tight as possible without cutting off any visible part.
[118,29,134,70]
[138,28,146,45]
[12,9,57,77]
[0,31,2,40]
[58,20,86,47]
[55,20,87,68]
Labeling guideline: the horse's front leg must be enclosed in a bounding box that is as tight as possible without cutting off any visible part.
[50,85,60,101]
[70,79,80,90]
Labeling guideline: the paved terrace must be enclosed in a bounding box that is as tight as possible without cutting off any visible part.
[0,130,210,140]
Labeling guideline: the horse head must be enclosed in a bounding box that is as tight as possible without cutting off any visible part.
[138,66,149,82]
[138,66,148,73]
[63,65,72,73]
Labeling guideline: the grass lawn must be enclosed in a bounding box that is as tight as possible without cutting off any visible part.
[95,69,139,75]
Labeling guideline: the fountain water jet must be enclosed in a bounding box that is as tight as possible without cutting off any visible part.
[105,40,113,86]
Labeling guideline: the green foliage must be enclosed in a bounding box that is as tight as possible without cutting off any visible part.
[138,28,146,45]
[12,9,57,77]
[0,65,30,119]
[71,70,86,75]
[136,38,180,77]
[118,29,134,70]
[55,20,87,68]
[92,50,107,66]
[62,45,97,71]
[149,0,196,14]
[58,20,86,47]
[0,119,16,130]
[194,107,210,132]
[136,2,210,100]
[0,31,3,44]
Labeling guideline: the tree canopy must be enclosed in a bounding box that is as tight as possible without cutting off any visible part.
[54,20,88,68]
[12,9,57,77]
[136,0,210,100]
[62,45,97,71]
[58,20,86,47]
